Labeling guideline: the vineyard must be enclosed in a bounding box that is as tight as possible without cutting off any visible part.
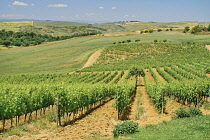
[0,42,210,139]
[0,71,137,130]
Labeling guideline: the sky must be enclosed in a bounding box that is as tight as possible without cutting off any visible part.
[0,0,210,23]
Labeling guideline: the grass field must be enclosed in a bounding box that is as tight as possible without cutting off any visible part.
[0,21,33,31]
[122,21,210,31]
[119,115,210,140]
[1,31,210,75]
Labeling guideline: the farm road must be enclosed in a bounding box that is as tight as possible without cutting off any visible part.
[206,45,210,51]
[82,48,103,69]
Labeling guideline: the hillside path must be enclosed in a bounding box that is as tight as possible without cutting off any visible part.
[82,49,103,69]
[206,45,210,52]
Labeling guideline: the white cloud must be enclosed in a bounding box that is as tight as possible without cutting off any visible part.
[48,4,68,7]
[56,16,65,19]
[0,14,25,18]
[132,15,136,18]
[31,4,35,6]
[124,15,129,17]
[99,6,104,9]
[12,1,28,6]
[112,7,117,10]
[86,13,97,16]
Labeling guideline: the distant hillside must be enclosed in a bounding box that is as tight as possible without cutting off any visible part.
[121,21,210,31]
[1,20,209,37]
[0,19,35,22]
[93,22,128,33]
[34,21,88,27]
[0,21,129,36]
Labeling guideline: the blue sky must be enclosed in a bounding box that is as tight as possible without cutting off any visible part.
[0,0,210,23]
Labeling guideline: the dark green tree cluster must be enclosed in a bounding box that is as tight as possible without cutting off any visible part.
[0,29,71,47]
[185,24,210,34]
[0,29,99,48]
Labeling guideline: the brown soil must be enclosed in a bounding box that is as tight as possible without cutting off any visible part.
[206,45,210,52]
[5,100,119,140]
[134,78,171,127]
[152,68,167,83]
[117,70,128,83]
[145,69,155,83]
[82,49,103,69]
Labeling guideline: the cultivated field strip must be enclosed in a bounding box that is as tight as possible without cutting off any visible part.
[142,63,210,112]
[0,70,135,130]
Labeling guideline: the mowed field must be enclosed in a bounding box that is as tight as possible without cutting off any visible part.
[1,31,210,75]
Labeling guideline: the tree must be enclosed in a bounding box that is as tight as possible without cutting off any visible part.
[183,26,190,33]
[158,29,162,32]
[208,24,210,32]
[154,40,158,43]
[191,25,205,34]
[2,40,11,47]
[163,39,167,43]
[135,39,140,43]
[127,39,131,43]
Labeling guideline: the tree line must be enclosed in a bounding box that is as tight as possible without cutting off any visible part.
[183,24,210,34]
[0,29,98,47]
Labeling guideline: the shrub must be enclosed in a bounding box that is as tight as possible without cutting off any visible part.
[163,39,167,43]
[154,40,158,43]
[174,107,190,118]
[188,107,202,117]
[113,120,138,138]
[173,107,202,119]
[206,67,210,73]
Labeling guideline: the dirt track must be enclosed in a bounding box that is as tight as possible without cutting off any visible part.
[206,45,210,52]
[82,49,103,69]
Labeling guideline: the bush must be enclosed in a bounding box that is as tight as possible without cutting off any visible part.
[163,39,167,43]
[113,120,138,138]
[173,107,202,119]
[206,67,210,73]
[154,40,158,43]
[188,107,202,117]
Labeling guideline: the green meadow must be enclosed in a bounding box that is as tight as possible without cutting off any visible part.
[118,115,210,140]
[0,31,210,75]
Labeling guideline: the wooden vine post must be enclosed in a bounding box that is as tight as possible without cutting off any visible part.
[162,90,164,114]
[57,94,61,126]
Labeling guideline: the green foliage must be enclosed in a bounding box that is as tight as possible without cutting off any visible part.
[127,39,131,43]
[119,115,210,140]
[0,30,71,47]
[190,25,207,34]
[173,107,202,119]
[82,43,210,72]
[163,39,167,43]
[208,24,210,32]
[114,80,136,119]
[206,67,210,73]
[129,67,145,77]
[144,28,153,33]
[183,26,190,33]
[154,39,158,43]
[135,39,140,42]
[113,120,138,138]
